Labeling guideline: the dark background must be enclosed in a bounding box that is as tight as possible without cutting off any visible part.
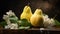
[0,0,60,22]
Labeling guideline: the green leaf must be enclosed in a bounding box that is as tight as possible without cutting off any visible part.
[9,16,18,23]
[0,21,7,28]
[19,26,30,30]
[19,19,32,27]
[54,19,60,26]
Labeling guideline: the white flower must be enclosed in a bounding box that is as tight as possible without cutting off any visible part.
[6,10,15,16]
[5,25,10,29]
[43,15,55,27]
[10,23,18,29]
[3,15,11,25]
[3,15,9,20]
[5,23,18,29]
[50,18,55,26]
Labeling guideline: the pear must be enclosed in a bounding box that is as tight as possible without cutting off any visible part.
[20,5,32,21]
[30,9,43,27]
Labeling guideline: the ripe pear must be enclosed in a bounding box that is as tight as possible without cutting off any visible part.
[30,9,43,27]
[20,5,32,21]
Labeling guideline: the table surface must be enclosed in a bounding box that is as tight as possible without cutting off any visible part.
[0,27,60,34]
[0,27,60,31]
[0,26,60,31]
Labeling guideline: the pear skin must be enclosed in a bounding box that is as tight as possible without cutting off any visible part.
[30,9,43,27]
[20,6,32,21]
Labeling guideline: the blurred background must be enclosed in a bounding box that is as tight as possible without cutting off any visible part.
[0,0,60,22]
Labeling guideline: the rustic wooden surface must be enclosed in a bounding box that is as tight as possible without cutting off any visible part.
[0,27,60,34]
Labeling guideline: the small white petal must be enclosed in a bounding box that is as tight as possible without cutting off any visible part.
[9,23,18,29]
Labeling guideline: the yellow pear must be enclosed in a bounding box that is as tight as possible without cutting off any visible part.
[20,5,32,21]
[30,9,43,27]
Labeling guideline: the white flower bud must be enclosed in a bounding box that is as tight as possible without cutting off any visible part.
[6,10,15,16]
[10,23,18,29]
[43,15,55,27]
